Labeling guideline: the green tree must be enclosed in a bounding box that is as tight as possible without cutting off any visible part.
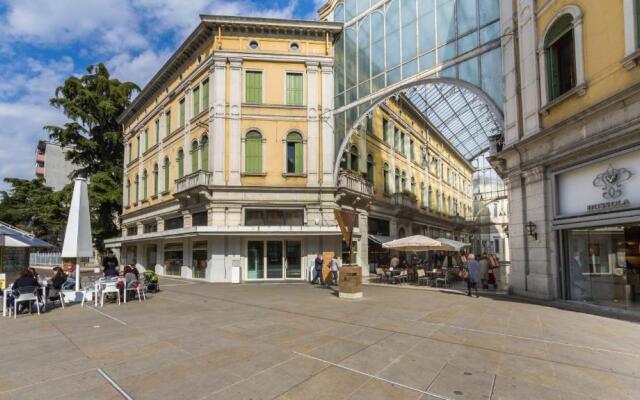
[45,64,139,250]
[0,178,71,247]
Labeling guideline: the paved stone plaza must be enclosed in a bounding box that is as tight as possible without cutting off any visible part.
[1,279,640,400]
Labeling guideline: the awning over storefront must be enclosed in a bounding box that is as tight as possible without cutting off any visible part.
[368,234,390,245]
[0,222,53,248]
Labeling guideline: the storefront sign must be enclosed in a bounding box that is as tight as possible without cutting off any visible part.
[556,149,639,216]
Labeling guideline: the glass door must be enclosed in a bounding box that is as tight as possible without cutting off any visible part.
[266,241,283,279]
[285,241,302,278]
[247,241,264,279]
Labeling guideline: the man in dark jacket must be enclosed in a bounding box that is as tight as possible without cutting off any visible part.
[311,254,324,285]
[102,250,119,277]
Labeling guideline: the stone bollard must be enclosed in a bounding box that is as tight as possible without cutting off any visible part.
[339,265,363,299]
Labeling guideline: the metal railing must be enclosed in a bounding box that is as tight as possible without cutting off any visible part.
[337,171,374,197]
[30,252,62,266]
[175,170,213,193]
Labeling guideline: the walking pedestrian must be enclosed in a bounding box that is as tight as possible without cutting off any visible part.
[311,254,324,285]
[329,255,340,286]
[465,253,480,297]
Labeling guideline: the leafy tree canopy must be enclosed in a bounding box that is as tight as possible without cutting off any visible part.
[44,64,139,250]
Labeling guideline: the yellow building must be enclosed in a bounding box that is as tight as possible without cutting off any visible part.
[107,13,476,281]
[498,0,640,306]
[109,16,343,281]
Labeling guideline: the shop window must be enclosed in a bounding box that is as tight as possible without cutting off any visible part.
[245,131,263,174]
[165,216,184,231]
[368,217,390,236]
[544,14,576,101]
[245,209,304,226]
[286,72,303,105]
[164,243,183,276]
[143,222,157,233]
[245,71,263,104]
[191,241,208,279]
[192,211,207,227]
[285,132,303,174]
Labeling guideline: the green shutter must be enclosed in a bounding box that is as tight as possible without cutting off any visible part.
[154,170,158,196]
[178,153,184,178]
[246,71,262,104]
[202,79,209,110]
[245,135,262,173]
[547,47,560,100]
[287,73,303,105]
[179,100,185,127]
[166,112,171,135]
[191,147,198,172]
[143,174,147,199]
[135,179,139,203]
[201,141,209,171]
[294,141,303,173]
[193,87,200,115]
[155,120,160,144]
[164,162,170,191]
[144,130,149,152]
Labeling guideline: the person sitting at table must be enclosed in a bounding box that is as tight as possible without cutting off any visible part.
[130,263,140,280]
[11,269,41,314]
[124,266,138,289]
[390,255,399,270]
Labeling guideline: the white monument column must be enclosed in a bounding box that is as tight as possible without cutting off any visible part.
[211,57,227,186]
[321,62,335,187]
[228,58,242,185]
[306,62,320,186]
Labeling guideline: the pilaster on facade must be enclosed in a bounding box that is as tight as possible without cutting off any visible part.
[136,221,144,236]
[306,61,320,187]
[211,58,227,186]
[320,62,335,187]
[500,0,520,146]
[516,0,541,137]
[228,58,242,186]
[184,85,193,176]
[155,216,165,232]
[182,210,193,228]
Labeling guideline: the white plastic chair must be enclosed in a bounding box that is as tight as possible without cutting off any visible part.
[100,279,120,307]
[124,280,146,303]
[80,277,99,307]
[13,286,41,318]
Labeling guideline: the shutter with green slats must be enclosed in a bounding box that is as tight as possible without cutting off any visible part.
[202,79,209,110]
[246,71,262,104]
[245,132,262,173]
[294,141,303,173]
[179,99,185,127]
[166,111,171,135]
[164,160,170,191]
[193,86,200,115]
[287,73,303,105]
[178,150,184,178]
[201,138,209,171]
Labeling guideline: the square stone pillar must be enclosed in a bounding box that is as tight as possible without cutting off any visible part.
[183,211,193,229]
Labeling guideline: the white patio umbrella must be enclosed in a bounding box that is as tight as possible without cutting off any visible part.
[435,238,471,252]
[61,177,93,291]
[0,222,53,248]
[382,235,454,252]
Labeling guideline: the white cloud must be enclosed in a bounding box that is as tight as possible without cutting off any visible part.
[1,0,147,51]
[107,48,173,87]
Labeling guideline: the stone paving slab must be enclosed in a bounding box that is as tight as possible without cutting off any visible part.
[2,280,640,400]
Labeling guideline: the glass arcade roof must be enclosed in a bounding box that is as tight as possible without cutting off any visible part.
[403,82,503,161]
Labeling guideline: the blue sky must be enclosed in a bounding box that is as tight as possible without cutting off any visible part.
[0,0,323,191]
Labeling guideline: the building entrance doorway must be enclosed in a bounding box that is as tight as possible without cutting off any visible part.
[247,240,302,280]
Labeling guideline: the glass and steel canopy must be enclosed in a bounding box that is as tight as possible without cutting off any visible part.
[404,82,502,161]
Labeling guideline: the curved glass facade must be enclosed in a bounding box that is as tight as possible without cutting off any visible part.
[331,0,503,168]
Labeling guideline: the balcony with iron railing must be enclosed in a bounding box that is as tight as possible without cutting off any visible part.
[175,170,212,193]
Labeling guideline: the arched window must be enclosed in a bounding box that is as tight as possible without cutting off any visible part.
[153,163,159,196]
[333,2,344,22]
[420,182,426,206]
[286,132,303,174]
[142,169,148,200]
[126,179,131,206]
[134,174,139,204]
[201,135,209,171]
[401,171,407,191]
[398,227,406,239]
[400,132,406,154]
[177,149,184,178]
[245,131,263,174]
[436,190,441,212]
[163,157,170,192]
[190,140,199,173]
[349,145,359,171]
[366,154,374,183]
[428,185,433,210]
[394,168,400,193]
[411,177,416,194]
[383,163,390,194]
[544,14,576,101]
